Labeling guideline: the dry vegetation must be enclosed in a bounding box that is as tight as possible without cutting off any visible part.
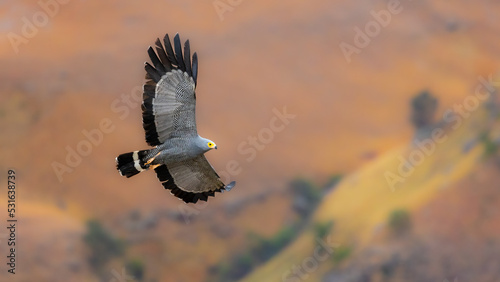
[1,0,500,281]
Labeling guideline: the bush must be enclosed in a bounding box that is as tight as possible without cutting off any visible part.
[290,178,320,203]
[250,225,296,262]
[209,225,298,281]
[480,131,498,157]
[125,258,145,281]
[313,220,334,240]
[410,90,438,129]
[380,255,399,278]
[290,178,321,218]
[332,245,352,264]
[323,174,342,190]
[225,253,254,280]
[83,219,125,272]
[388,209,411,235]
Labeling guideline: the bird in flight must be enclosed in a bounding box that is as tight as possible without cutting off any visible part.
[116,33,235,203]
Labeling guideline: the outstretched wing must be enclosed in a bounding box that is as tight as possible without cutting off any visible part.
[142,33,199,146]
[154,155,236,203]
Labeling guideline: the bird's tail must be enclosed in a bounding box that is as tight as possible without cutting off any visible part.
[116,150,153,178]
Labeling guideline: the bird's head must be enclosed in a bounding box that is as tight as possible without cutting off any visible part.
[206,140,217,150]
[198,137,217,152]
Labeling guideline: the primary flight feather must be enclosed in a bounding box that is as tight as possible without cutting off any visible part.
[116,33,235,203]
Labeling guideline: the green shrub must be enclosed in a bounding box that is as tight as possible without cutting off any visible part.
[290,178,320,203]
[313,220,334,240]
[480,131,498,157]
[250,225,296,262]
[323,174,342,189]
[388,209,411,235]
[209,225,298,281]
[410,90,438,129]
[290,178,322,218]
[125,258,145,281]
[83,219,125,272]
[229,253,254,279]
[332,245,352,264]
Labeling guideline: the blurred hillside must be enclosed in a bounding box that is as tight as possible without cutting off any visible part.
[1,0,500,281]
[243,100,500,281]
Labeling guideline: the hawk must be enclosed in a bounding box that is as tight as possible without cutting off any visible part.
[116,33,235,203]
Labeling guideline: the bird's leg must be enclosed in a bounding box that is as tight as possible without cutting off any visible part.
[149,164,161,170]
[145,152,162,165]
[145,154,161,170]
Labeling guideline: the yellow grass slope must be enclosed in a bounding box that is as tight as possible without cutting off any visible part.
[243,105,493,282]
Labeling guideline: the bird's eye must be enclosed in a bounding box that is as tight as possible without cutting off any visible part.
[208,142,213,148]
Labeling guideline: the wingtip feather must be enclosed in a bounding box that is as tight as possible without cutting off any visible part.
[173,33,186,71]
[184,39,192,77]
[192,52,198,86]
[225,181,236,191]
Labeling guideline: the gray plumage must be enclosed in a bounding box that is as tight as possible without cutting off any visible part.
[116,33,235,203]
